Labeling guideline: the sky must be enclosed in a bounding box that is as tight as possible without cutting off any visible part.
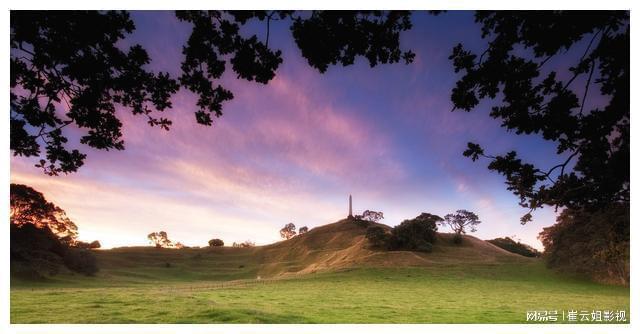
[10,11,577,249]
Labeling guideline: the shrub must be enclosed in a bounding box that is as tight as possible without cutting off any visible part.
[452,234,463,245]
[389,213,441,251]
[415,241,433,253]
[539,204,629,285]
[365,225,389,248]
[232,240,255,248]
[208,238,224,247]
[487,237,540,257]
[11,223,66,278]
[74,240,101,249]
[63,248,99,276]
[353,218,371,228]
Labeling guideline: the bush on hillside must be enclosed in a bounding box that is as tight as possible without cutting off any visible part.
[388,213,442,252]
[415,241,433,253]
[63,248,99,276]
[365,225,389,249]
[74,240,101,249]
[487,237,540,257]
[10,223,66,278]
[11,223,100,278]
[232,240,255,248]
[538,204,629,285]
[208,238,224,247]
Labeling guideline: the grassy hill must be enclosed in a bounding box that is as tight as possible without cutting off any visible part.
[10,219,630,323]
[21,219,530,285]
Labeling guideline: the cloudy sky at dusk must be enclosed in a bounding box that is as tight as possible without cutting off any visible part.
[10,11,573,249]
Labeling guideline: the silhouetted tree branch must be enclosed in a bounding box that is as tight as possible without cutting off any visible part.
[452,11,629,223]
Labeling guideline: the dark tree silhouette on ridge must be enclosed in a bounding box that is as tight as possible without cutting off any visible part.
[280,223,296,240]
[298,226,308,235]
[440,209,481,244]
[208,238,224,247]
[148,231,172,248]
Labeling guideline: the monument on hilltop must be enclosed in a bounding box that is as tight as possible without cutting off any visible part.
[348,194,353,218]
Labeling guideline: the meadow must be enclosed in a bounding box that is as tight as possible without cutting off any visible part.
[10,250,629,324]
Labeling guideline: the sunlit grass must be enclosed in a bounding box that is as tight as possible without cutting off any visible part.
[11,260,629,323]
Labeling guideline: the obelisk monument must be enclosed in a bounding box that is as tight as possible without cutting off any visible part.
[348,194,353,218]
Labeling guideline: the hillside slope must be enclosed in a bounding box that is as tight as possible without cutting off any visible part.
[256,219,529,277]
[85,218,531,282]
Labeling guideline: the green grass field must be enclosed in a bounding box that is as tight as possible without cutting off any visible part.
[10,249,629,324]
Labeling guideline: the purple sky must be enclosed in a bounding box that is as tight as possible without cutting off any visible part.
[11,11,572,249]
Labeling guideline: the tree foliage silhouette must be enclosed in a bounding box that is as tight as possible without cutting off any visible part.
[280,223,296,239]
[10,184,99,277]
[450,11,629,223]
[147,231,172,248]
[298,226,309,235]
[538,203,629,284]
[208,238,224,247]
[441,209,481,244]
[441,210,481,235]
[361,210,384,223]
[10,183,78,243]
[10,11,179,175]
[10,10,414,175]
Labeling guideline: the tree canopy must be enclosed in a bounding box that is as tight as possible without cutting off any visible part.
[280,223,296,239]
[441,209,481,235]
[147,231,173,248]
[451,11,629,223]
[10,183,78,243]
[361,210,384,223]
[10,10,414,175]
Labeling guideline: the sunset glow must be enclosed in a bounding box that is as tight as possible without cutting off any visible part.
[10,11,564,249]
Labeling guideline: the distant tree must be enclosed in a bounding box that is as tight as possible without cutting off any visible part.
[389,213,442,252]
[208,238,224,247]
[487,237,541,257]
[365,225,389,249]
[280,223,297,240]
[10,183,78,243]
[147,231,172,248]
[232,240,255,248]
[361,210,384,223]
[298,226,309,235]
[538,204,629,284]
[11,10,414,175]
[174,242,185,249]
[441,210,481,244]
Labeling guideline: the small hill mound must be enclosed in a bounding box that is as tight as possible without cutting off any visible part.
[256,219,529,277]
[82,219,533,282]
